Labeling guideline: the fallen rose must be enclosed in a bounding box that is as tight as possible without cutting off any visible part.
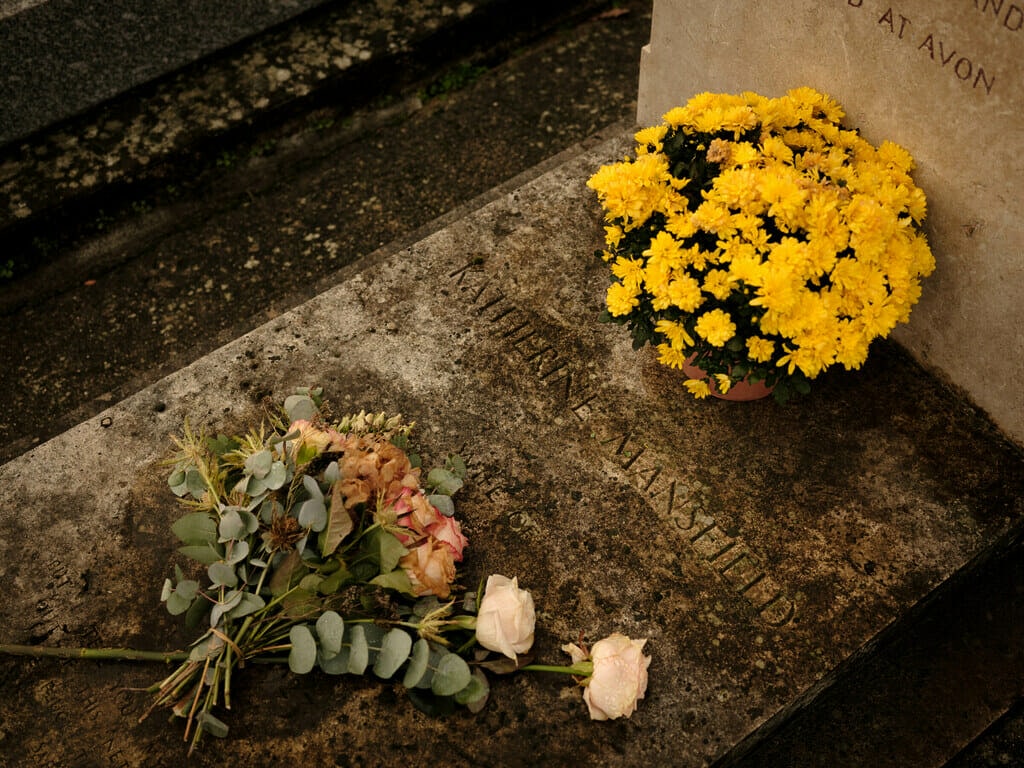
[475,574,536,660]
[563,633,650,720]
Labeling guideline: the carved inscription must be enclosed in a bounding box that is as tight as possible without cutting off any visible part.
[449,259,797,627]
[842,1,1011,94]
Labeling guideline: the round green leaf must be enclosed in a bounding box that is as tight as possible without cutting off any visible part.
[171,511,218,545]
[402,639,430,688]
[431,651,472,696]
[198,711,229,738]
[226,592,265,621]
[427,494,455,518]
[244,450,273,479]
[265,461,288,490]
[289,625,317,674]
[373,628,413,679]
[297,498,327,532]
[316,611,345,658]
[284,394,317,422]
[208,562,238,588]
[455,668,490,711]
[346,625,368,674]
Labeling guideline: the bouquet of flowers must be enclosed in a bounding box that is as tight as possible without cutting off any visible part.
[588,88,935,401]
[0,388,651,754]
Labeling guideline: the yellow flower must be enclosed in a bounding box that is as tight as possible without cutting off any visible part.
[683,378,711,399]
[713,374,733,394]
[702,269,736,300]
[634,124,668,153]
[611,256,645,292]
[657,343,688,369]
[604,224,624,249]
[665,275,704,312]
[655,319,694,350]
[746,336,775,363]
[606,281,640,317]
[694,308,736,347]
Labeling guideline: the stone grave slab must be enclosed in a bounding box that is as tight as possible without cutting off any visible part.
[1,132,1022,767]
[636,0,1024,450]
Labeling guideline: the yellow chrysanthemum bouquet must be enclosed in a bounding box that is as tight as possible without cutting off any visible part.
[588,88,935,401]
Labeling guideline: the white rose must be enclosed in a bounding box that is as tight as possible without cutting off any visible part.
[475,574,535,660]
[570,633,651,720]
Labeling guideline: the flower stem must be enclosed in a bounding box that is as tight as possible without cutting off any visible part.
[0,644,188,663]
[520,662,594,677]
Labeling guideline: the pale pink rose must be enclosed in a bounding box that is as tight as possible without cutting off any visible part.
[426,514,468,562]
[399,540,455,598]
[476,575,535,660]
[563,633,650,721]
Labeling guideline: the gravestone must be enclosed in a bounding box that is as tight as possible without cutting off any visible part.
[0,135,1021,766]
[0,0,336,145]
[637,0,1024,447]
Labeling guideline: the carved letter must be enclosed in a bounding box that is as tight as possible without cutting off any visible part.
[918,33,936,58]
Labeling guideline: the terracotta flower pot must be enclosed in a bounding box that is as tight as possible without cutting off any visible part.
[682,356,774,402]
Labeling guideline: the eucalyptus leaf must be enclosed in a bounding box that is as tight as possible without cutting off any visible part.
[178,543,225,566]
[318,645,350,675]
[226,592,265,621]
[346,625,368,675]
[315,611,345,658]
[210,590,244,628]
[402,639,431,688]
[302,474,323,500]
[297,497,327,532]
[218,509,246,541]
[431,652,472,696]
[373,628,413,679]
[426,494,455,518]
[171,512,218,546]
[323,461,340,485]
[185,469,207,498]
[224,540,250,566]
[168,469,187,496]
[426,468,463,496]
[455,668,490,710]
[198,711,230,738]
[444,454,467,479]
[265,462,288,491]
[284,394,317,422]
[244,450,273,479]
[288,625,318,674]
[207,562,238,588]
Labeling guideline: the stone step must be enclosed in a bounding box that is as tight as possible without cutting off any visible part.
[0,129,1021,767]
[0,0,609,280]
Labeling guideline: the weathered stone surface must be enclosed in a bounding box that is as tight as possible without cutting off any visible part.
[0,0,339,145]
[636,0,1024,448]
[0,133,1021,767]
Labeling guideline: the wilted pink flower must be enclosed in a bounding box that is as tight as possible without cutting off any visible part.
[399,540,456,598]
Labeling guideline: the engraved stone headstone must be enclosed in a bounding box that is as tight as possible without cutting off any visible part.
[637,0,1024,446]
[0,136,1021,765]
